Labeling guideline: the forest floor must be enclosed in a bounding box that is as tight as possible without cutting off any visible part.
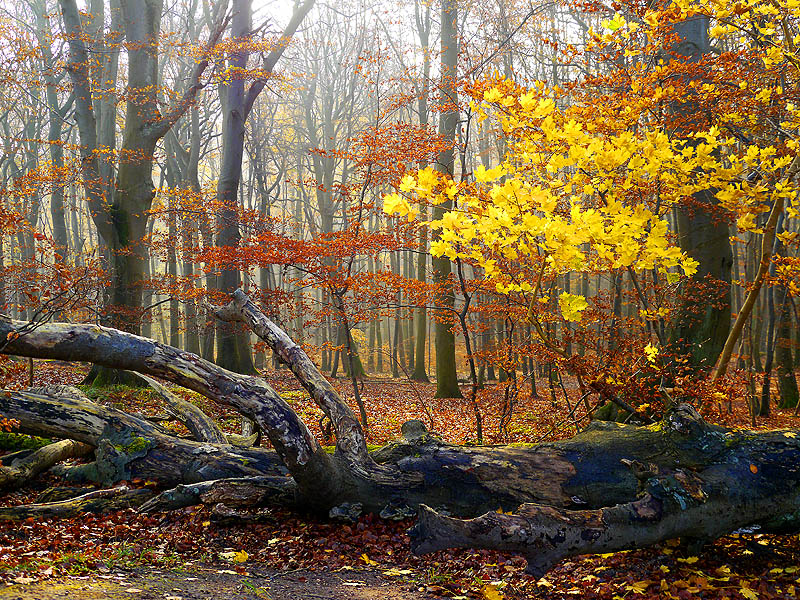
[2,360,800,599]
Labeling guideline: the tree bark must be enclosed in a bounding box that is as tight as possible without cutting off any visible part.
[213,0,314,375]
[667,15,732,372]
[59,0,226,338]
[431,0,462,399]
[0,487,154,521]
[412,411,800,577]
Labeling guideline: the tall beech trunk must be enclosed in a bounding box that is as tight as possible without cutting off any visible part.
[1,294,800,577]
[59,0,226,385]
[776,291,799,408]
[213,0,314,374]
[431,0,462,399]
[411,0,431,384]
[667,15,732,372]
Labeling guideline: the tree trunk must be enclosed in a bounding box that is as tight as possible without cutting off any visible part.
[1,295,799,579]
[212,0,314,374]
[0,439,92,492]
[776,289,799,408]
[59,0,225,377]
[214,0,257,376]
[431,0,462,399]
[182,105,203,356]
[412,411,800,577]
[667,15,733,372]
[0,487,154,521]
[0,224,4,312]
[411,1,431,384]
[168,193,181,348]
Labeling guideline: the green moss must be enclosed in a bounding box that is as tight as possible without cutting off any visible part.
[0,432,52,451]
[117,436,150,455]
[322,444,383,454]
[505,442,536,449]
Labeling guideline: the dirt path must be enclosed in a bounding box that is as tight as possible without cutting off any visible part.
[0,564,437,600]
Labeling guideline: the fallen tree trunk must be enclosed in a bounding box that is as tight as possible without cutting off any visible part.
[133,373,228,445]
[1,299,799,576]
[138,475,297,513]
[0,314,339,505]
[0,385,288,487]
[411,424,800,577]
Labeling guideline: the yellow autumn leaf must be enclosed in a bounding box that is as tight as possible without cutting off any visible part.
[681,257,699,277]
[399,174,416,193]
[484,87,503,103]
[474,164,507,183]
[709,24,727,38]
[383,193,404,215]
[625,580,653,594]
[559,292,589,322]
[644,343,659,364]
[740,587,759,600]
[602,12,626,32]
[219,550,248,563]
[481,583,505,600]
[360,553,378,566]
[383,568,413,576]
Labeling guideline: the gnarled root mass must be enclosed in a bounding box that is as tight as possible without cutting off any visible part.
[1,294,799,576]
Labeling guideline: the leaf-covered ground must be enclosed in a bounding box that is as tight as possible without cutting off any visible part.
[1,360,800,599]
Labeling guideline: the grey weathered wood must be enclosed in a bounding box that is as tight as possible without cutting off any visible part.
[0,386,288,487]
[0,439,92,492]
[0,487,153,520]
[0,314,336,501]
[133,373,228,445]
[412,408,800,576]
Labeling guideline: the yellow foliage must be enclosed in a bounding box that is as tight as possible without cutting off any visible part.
[559,292,589,322]
[644,343,659,364]
[384,0,800,337]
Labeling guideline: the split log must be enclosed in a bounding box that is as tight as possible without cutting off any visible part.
[0,439,93,492]
[211,291,371,468]
[0,486,154,520]
[0,313,339,506]
[0,386,288,487]
[411,416,800,576]
[139,475,297,512]
[2,300,800,576]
